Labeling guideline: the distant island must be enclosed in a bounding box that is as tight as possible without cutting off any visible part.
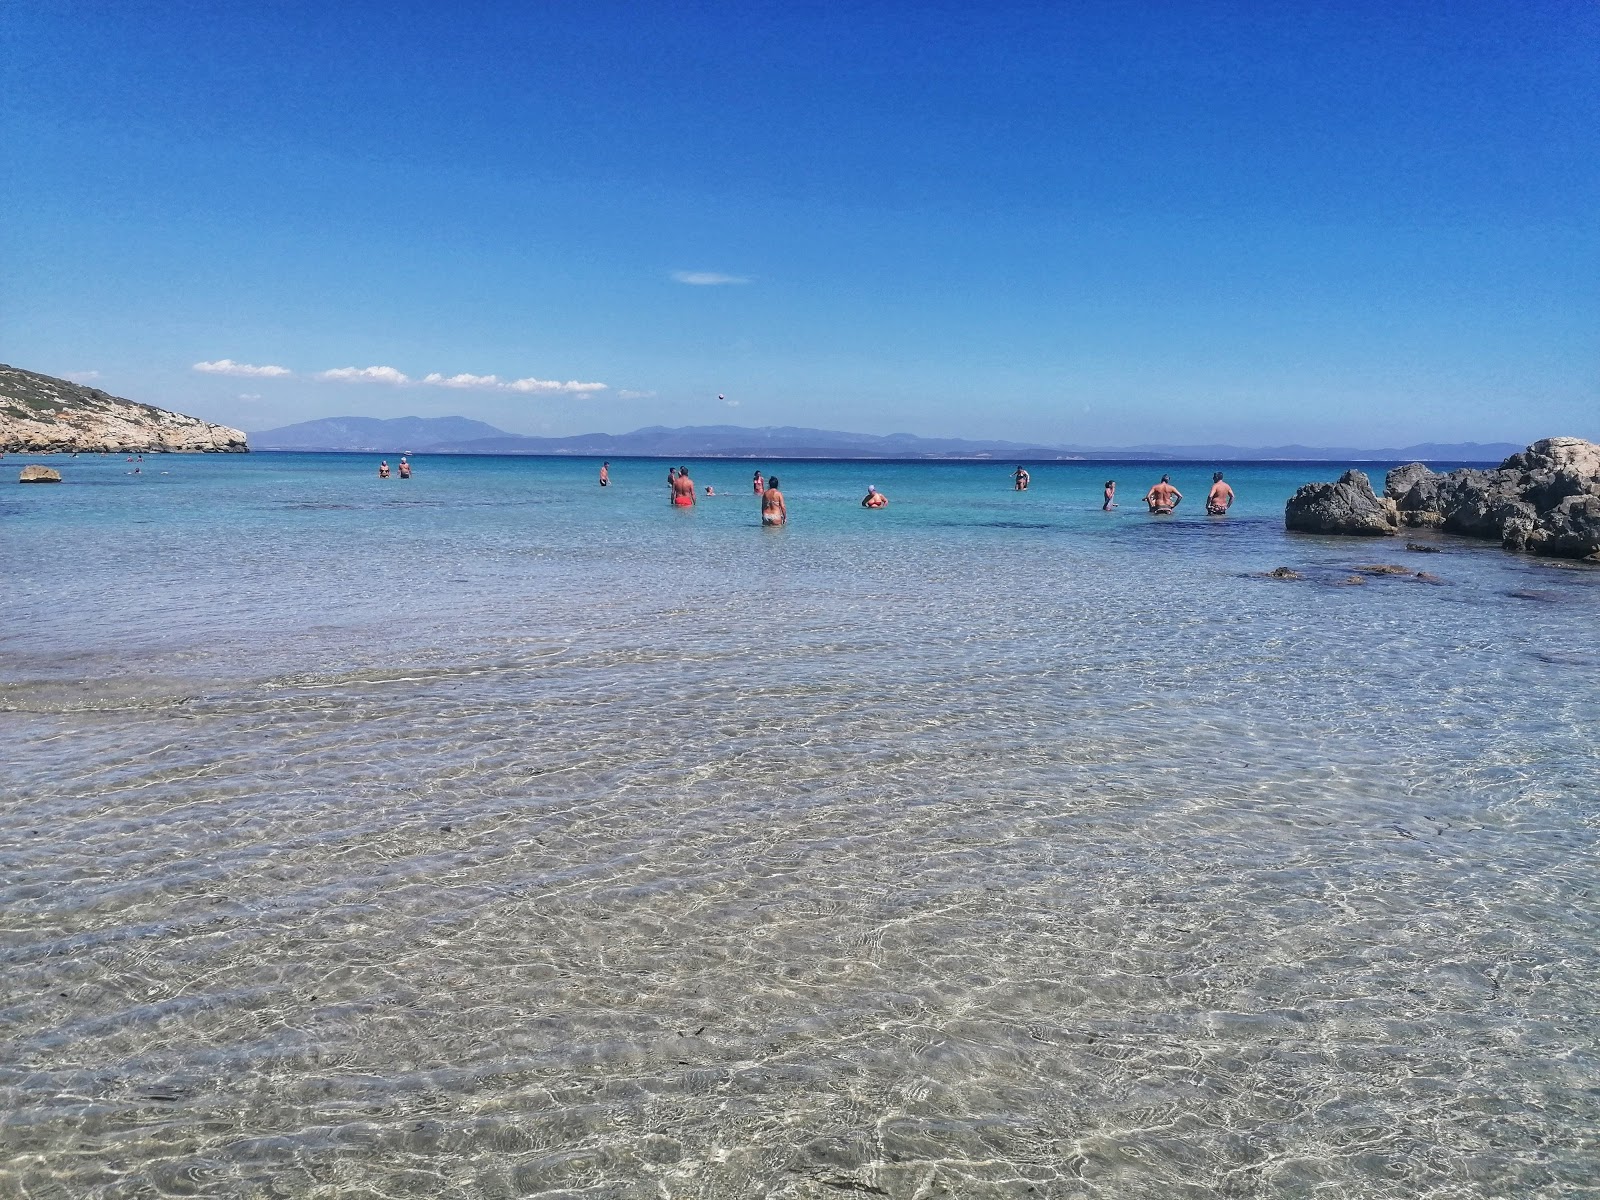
[251,414,1521,463]
[0,365,247,453]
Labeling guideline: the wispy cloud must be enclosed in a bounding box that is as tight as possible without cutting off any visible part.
[420,372,501,389]
[506,377,605,394]
[672,271,750,286]
[251,363,608,395]
[617,389,656,400]
[64,370,101,383]
[318,365,411,384]
[237,393,262,401]
[418,371,606,395]
[194,359,292,378]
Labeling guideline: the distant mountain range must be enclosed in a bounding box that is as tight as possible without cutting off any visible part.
[249,415,1523,463]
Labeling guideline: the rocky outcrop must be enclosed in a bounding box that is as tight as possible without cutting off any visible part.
[0,364,247,454]
[1384,461,1444,525]
[1284,469,1399,537]
[1384,437,1600,561]
[19,465,62,482]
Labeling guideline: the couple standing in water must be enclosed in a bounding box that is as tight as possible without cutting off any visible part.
[1134,472,1233,515]
[663,465,785,524]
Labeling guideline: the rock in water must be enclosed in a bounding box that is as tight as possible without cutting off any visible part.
[19,465,62,482]
[1384,437,1600,561]
[0,364,247,454]
[1384,461,1445,526]
[1284,469,1399,537]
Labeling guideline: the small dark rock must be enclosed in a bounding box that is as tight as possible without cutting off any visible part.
[1264,567,1303,580]
[1404,542,1441,553]
[1353,563,1414,575]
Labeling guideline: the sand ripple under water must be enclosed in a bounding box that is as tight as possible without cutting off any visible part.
[2,454,1597,1197]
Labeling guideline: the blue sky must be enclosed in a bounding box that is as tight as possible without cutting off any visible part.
[5,1,1596,446]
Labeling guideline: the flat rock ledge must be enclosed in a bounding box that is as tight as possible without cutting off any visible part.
[19,465,62,482]
[1284,469,1398,537]
[1385,436,1600,561]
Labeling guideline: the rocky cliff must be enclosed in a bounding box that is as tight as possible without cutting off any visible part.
[0,365,248,453]
[1384,437,1599,560]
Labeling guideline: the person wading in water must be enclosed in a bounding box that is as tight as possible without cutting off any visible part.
[761,476,787,525]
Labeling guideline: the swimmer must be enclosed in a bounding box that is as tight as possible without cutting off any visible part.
[1013,465,1030,491]
[705,485,715,496]
[1206,471,1234,516]
[599,461,609,487]
[753,470,765,494]
[1143,474,1181,514]
[861,485,887,508]
[671,466,696,506]
[761,476,787,525]
[378,460,391,479]
[1103,480,1118,510]
[398,456,411,479]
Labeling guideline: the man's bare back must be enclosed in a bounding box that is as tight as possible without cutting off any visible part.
[1207,474,1234,515]
[1144,476,1181,512]
[672,469,696,506]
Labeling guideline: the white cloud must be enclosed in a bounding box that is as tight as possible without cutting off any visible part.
[318,365,411,384]
[64,370,101,383]
[417,371,607,395]
[506,377,606,394]
[672,271,750,286]
[261,362,606,395]
[194,359,292,378]
[237,393,262,401]
[421,372,502,389]
[724,397,741,407]
[617,389,656,400]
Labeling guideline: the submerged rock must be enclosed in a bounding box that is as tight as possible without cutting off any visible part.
[1404,542,1441,553]
[1384,437,1600,561]
[1285,470,1399,537]
[1263,566,1304,579]
[1353,563,1414,575]
[19,465,61,482]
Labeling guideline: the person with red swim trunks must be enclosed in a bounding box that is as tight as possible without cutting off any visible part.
[671,466,696,506]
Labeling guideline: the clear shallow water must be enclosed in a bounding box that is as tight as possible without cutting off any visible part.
[1,452,1596,1199]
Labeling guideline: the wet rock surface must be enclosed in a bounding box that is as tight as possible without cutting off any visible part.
[1284,470,1399,537]
[1384,438,1600,561]
[18,465,62,482]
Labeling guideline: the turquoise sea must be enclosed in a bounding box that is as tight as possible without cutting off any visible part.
[2,452,1597,1198]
